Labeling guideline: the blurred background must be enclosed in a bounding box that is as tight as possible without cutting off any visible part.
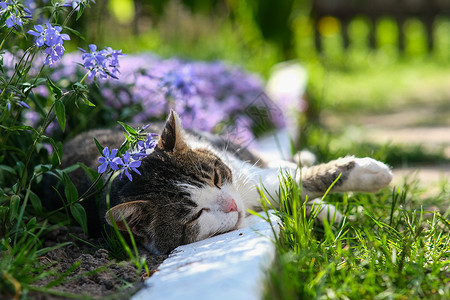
[66,0,450,128]
[17,0,450,195]
[64,0,450,181]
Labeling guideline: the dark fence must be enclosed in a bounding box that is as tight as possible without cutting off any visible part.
[311,0,450,52]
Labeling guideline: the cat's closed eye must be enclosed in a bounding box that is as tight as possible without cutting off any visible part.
[213,168,221,189]
[188,208,210,224]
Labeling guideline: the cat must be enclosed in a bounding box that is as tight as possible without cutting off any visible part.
[49,110,393,254]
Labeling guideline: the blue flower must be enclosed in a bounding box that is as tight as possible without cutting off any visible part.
[118,151,141,181]
[28,23,70,67]
[27,23,70,48]
[79,44,125,80]
[1,1,31,28]
[159,66,197,100]
[98,147,123,173]
[5,13,22,27]
[131,133,157,160]
[44,44,66,67]
[5,99,29,111]
[27,24,46,47]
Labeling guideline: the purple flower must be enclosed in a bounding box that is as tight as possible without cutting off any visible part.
[5,13,22,27]
[5,98,30,111]
[1,1,28,28]
[79,44,125,80]
[28,24,45,47]
[118,151,141,181]
[131,133,157,160]
[28,23,70,67]
[27,23,70,48]
[159,66,197,100]
[98,147,122,173]
[44,44,66,67]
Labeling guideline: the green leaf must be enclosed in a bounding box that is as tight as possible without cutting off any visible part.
[78,163,103,189]
[63,26,85,40]
[29,191,43,214]
[70,203,88,234]
[62,172,78,204]
[82,98,96,107]
[34,163,52,175]
[9,195,20,222]
[0,125,38,134]
[76,4,85,20]
[0,165,16,175]
[16,161,27,187]
[54,99,66,132]
[118,121,137,136]
[41,137,62,167]
[94,138,104,154]
[47,77,62,99]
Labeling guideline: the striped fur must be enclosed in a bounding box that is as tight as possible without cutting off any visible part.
[53,111,392,254]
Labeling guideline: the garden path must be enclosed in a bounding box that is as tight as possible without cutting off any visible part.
[323,106,450,198]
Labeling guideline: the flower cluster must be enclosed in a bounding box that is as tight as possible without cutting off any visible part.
[0,0,32,28]
[158,66,197,100]
[98,132,157,181]
[18,51,286,141]
[79,44,125,80]
[27,23,70,67]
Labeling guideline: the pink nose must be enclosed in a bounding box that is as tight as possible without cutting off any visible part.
[225,198,238,213]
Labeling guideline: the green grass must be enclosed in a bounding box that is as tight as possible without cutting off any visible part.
[261,170,450,300]
[315,59,450,113]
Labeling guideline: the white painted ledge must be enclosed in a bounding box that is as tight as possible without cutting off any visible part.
[132,212,280,300]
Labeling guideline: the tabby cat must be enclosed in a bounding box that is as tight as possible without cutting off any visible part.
[50,110,392,254]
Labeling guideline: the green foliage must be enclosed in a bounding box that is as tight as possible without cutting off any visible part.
[0,222,71,298]
[0,2,149,298]
[262,172,450,299]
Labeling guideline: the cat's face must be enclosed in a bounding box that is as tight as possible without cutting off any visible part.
[105,111,245,254]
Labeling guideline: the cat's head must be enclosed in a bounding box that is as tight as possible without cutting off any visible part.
[105,111,245,254]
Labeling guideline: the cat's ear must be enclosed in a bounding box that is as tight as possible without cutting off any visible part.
[105,201,149,237]
[156,110,188,153]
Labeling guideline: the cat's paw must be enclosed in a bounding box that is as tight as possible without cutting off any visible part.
[348,157,393,192]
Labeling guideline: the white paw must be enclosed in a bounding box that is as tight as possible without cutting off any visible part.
[350,158,393,192]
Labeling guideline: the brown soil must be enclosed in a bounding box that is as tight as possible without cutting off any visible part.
[26,226,168,300]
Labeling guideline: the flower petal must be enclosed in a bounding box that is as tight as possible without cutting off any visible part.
[89,44,97,52]
[98,163,108,173]
[125,169,133,181]
[102,147,110,157]
[110,148,118,158]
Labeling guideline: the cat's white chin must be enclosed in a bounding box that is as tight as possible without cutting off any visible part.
[196,210,242,241]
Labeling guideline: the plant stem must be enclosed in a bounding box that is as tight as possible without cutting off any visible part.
[62,3,81,28]
[79,72,90,85]
[0,28,14,50]
[18,92,75,190]
[1,55,46,147]
[0,48,33,101]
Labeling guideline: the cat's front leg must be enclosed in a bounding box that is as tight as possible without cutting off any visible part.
[301,156,393,199]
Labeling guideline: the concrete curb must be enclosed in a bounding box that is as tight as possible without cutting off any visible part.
[132,212,280,300]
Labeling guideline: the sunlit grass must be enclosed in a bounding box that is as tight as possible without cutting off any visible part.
[261,170,450,299]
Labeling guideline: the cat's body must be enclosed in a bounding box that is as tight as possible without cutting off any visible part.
[47,111,392,254]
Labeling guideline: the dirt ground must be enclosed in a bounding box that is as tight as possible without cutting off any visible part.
[27,226,168,300]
